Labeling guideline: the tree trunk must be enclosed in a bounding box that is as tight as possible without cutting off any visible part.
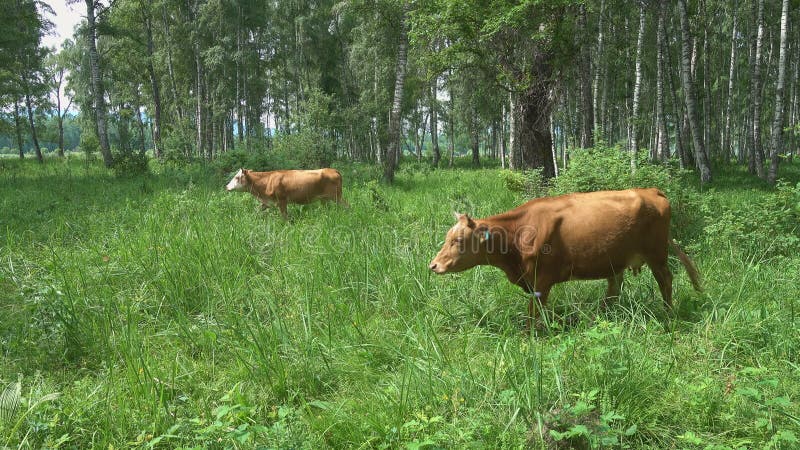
[630,2,646,171]
[701,10,711,159]
[768,0,790,184]
[750,0,766,177]
[678,0,712,183]
[578,4,593,148]
[430,78,440,167]
[24,88,43,163]
[593,0,605,140]
[722,11,737,162]
[448,96,455,168]
[57,112,65,157]
[383,7,408,183]
[655,2,669,161]
[470,116,480,167]
[194,5,205,159]
[143,9,162,158]
[86,0,113,167]
[791,40,800,160]
[14,100,24,159]
[419,111,427,161]
[53,68,66,158]
[136,101,147,156]
[508,91,517,170]
[119,104,131,154]
[500,101,507,169]
[514,83,556,178]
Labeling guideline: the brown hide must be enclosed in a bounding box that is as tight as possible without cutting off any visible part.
[231,168,346,218]
[429,188,702,329]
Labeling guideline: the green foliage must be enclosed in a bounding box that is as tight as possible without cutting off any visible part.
[271,130,335,169]
[543,389,636,449]
[79,131,99,159]
[111,150,149,177]
[704,181,800,257]
[504,144,704,241]
[550,145,687,195]
[2,158,800,448]
[500,168,547,198]
[212,130,334,175]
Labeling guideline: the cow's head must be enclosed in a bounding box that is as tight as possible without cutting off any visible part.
[429,212,490,274]
[225,169,250,191]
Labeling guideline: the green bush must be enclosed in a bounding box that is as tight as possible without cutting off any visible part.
[550,145,702,241]
[271,130,335,169]
[111,150,149,177]
[79,132,99,160]
[500,168,547,198]
[703,181,800,257]
[213,130,334,175]
[160,131,192,166]
[550,145,687,195]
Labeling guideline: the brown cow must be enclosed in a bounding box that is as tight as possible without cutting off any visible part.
[429,188,702,330]
[225,168,347,218]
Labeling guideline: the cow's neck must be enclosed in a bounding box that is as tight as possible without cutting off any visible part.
[247,173,272,200]
[475,210,530,289]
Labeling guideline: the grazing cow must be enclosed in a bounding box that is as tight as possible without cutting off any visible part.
[225,168,347,218]
[429,188,702,330]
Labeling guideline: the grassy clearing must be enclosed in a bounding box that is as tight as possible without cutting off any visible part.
[1,156,799,448]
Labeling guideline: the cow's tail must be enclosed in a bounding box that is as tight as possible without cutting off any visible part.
[669,239,703,292]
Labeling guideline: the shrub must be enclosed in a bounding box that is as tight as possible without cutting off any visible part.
[111,150,149,177]
[539,144,702,241]
[79,132,99,160]
[550,145,687,195]
[501,168,547,198]
[703,181,800,257]
[160,131,192,166]
[271,130,334,169]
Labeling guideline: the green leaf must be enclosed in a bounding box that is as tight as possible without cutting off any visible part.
[566,424,590,437]
[678,431,704,445]
[765,396,791,408]
[236,431,252,444]
[774,430,798,443]
[307,400,333,410]
[735,387,762,401]
[406,439,436,450]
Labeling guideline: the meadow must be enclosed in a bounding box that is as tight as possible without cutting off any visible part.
[1,153,799,449]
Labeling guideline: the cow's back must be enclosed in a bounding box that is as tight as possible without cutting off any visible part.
[275,169,342,203]
[533,188,670,280]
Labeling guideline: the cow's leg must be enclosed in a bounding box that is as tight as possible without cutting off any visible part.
[649,263,673,309]
[526,285,551,332]
[604,272,625,308]
[277,198,289,219]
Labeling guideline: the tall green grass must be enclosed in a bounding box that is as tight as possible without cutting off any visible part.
[1,156,799,448]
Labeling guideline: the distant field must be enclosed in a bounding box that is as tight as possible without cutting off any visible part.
[1,157,799,448]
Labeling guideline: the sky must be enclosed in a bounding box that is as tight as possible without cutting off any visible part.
[42,0,83,50]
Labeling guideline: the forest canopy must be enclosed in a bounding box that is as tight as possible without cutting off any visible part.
[1,0,798,182]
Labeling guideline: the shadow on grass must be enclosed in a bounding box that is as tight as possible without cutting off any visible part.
[707,160,800,192]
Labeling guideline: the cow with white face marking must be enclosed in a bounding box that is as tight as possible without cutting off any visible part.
[429,188,703,330]
[225,168,347,219]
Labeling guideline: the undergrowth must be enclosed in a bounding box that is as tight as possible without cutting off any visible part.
[1,154,799,449]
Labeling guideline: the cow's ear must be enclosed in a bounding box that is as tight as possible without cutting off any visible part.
[453,211,463,221]
[464,214,476,229]
[242,168,249,174]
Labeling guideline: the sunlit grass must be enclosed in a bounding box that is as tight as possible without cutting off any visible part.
[1,157,799,448]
